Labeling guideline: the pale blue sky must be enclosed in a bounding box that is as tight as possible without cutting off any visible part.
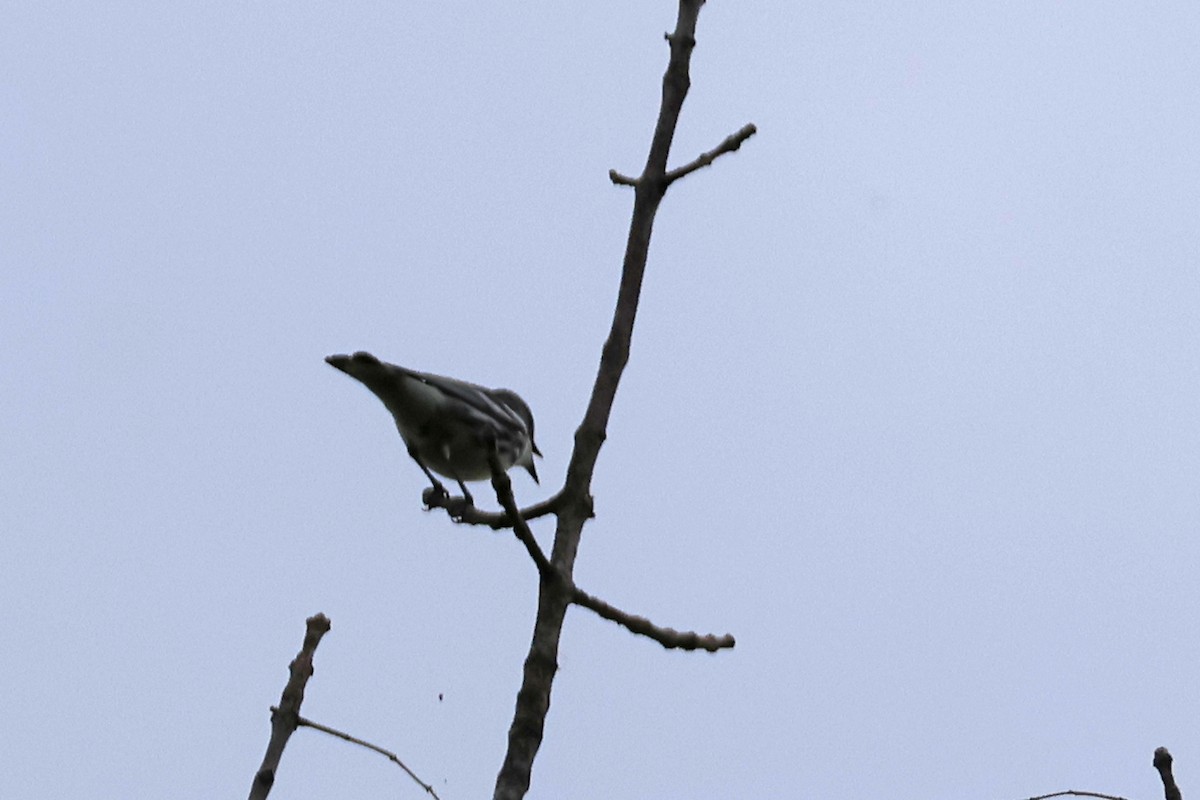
[4,2,1200,798]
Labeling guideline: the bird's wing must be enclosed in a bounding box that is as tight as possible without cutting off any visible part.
[408,369,528,434]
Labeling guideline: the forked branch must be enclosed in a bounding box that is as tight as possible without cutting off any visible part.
[248,614,331,800]
[485,456,735,651]
[494,1,752,797]
[610,122,757,187]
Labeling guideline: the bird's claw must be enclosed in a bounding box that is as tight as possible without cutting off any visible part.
[422,482,451,508]
[422,483,475,519]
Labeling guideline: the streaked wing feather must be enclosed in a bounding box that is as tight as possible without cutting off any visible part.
[408,370,527,434]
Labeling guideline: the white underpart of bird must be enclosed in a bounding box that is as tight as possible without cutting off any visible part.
[325,351,541,500]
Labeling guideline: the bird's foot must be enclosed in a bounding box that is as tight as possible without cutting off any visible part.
[446,484,475,520]
[422,482,451,508]
[422,482,476,520]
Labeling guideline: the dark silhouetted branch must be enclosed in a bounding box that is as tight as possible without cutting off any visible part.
[571,587,735,651]
[1023,791,1129,800]
[248,614,331,800]
[665,123,757,185]
[1019,748,1187,800]
[488,451,556,580]
[494,2,746,798]
[277,710,441,799]
[424,486,563,529]
[1155,747,1182,800]
[616,122,757,187]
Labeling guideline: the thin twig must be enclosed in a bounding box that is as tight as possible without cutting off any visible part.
[273,709,441,799]
[1023,791,1130,800]
[571,586,735,651]
[248,614,332,800]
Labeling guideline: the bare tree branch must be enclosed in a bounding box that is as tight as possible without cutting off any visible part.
[485,452,732,650]
[1155,747,1183,800]
[423,487,564,529]
[665,123,757,184]
[277,709,441,799]
[494,584,571,800]
[248,614,331,800]
[1020,748,1185,800]
[608,168,639,186]
[493,2,748,798]
[484,450,731,650]
[613,123,757,186]
[1022,791,1130,800]
[571,586,735,651]
[488,451,556,580]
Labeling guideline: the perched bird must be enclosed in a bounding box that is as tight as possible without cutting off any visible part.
[326,351,541,504]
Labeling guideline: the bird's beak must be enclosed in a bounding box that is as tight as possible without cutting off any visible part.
[524,460,540,484]
[532,440,542,458]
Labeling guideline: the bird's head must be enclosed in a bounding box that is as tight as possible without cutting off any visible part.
[491,389,542,483]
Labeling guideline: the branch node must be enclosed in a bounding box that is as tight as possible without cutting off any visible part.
[495,0,740,793]
[664,32,697,49]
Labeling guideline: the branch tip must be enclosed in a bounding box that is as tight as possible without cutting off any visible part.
[1154,747,1181,800]
[572,587,735,652]
[609,169,638,187]
[248,614,333,800]
[665,122,758,185]
[281,711,442,800]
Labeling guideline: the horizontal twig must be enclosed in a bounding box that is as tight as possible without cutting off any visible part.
[423,487,563,530]
[1023,791,1129,800]
[571,586,735,652]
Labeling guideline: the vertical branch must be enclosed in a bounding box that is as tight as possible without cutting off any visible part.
[561,0,704,550]
[493,3,708,799]
[249,614,332,800]
[493,585,574,800]
[1154,747,1183,800]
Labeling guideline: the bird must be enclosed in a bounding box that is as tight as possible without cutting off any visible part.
[326,351,541,505]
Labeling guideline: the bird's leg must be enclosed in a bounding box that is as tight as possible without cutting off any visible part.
[455,479,474,507]
[409,448,449,503]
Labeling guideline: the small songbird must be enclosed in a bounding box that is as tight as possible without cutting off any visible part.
[326,351,541,503]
